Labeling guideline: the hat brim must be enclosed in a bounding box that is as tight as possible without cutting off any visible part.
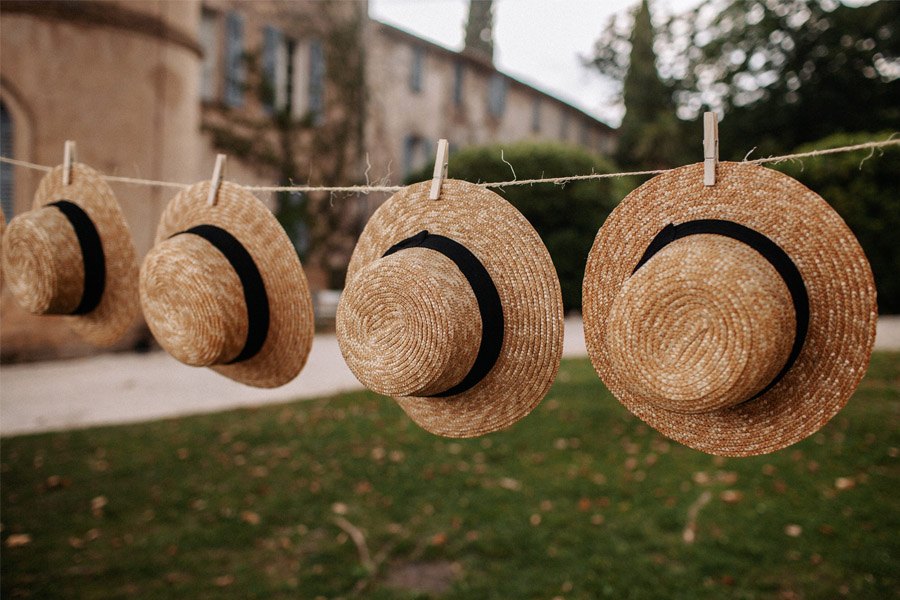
[345,179,564,437]
[33,164,139,346]
[152,181,314,388]
[583,162,877,456]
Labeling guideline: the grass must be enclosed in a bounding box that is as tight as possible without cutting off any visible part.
[2,354,898,599]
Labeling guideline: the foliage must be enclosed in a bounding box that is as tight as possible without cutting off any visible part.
[777,131,900,313]
[669,0,900,157]
[591,0,683,168]
[407,142,618,312]
[588,0,899,159]
[2,354,898,598]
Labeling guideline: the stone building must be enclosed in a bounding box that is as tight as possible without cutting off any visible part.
[0,0,615,361]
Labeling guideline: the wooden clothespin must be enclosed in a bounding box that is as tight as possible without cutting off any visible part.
[207,154,226,206]
[62,140,76,186]
[429,139,449,200]
[703,112,718,186]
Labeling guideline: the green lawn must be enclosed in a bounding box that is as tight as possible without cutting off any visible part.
[2,355,898,599]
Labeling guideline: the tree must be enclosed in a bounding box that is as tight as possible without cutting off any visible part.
[464,0,495,63]
[589,0,898,159]
[668,0,900,157]
[590,0,684,168]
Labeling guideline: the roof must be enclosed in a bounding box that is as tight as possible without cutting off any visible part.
[372,20,615,132]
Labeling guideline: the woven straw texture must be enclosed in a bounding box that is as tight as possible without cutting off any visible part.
[140,181,314,388]
[0,210,5,286]
[2,163,139,346]
[338,179,564,438]
[583,162,877,456]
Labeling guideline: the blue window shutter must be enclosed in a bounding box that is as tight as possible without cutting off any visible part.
[0,100,13,221]
[453,61,464,106]
[309,39,325,124]
[225,11,245,107]
[262,25,281,114]
[410,46,424,93]
[488,74,507,118]
[403,135,416,178]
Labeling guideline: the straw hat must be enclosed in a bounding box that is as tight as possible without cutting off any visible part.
[140,181,314,388]
[1,163,139,346]
[583,162,877,456]
[337,179,564,438]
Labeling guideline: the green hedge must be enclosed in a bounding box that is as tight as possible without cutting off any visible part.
[407,142,618,312]
[777,132,900,313]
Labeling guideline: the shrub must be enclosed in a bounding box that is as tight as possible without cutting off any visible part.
[777,132,900,313]
[407,142,618,312]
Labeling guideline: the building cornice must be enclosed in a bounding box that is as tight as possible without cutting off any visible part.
[1,0,203,57]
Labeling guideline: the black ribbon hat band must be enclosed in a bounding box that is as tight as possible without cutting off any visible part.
[174,225,270,365]
[47,200,106,315]
[633,219,810,401]
[383,230,504,398]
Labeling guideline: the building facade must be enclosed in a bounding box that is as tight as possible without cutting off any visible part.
[0,0,615,361]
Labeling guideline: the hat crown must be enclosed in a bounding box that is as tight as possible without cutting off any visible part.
[606,235,796,413]
[140,234,248,366]
[3,207,86,315]
[337,248,482,397]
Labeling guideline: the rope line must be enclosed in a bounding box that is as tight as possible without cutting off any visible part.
[1,137,897,195]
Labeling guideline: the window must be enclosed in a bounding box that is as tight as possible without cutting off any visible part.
[0,100,13,221]
[403,135,428,179]
[453,61,464,106]
[308,39,325,124]
[580,121,590,146]
[224,11,245,107]
[487,73,507,118]
[262,25,290,114]
[531,98,541,133]
[199,10,219,102]
[410,46,424,93]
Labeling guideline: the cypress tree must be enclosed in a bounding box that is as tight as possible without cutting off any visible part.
[617,0,679,169]
[464,0,494,63]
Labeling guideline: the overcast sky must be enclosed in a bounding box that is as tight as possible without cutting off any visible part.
[368,0,704,127]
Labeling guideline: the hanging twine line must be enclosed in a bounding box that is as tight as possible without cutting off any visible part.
[1,137,897,195]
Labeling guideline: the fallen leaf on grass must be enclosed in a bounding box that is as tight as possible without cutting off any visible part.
[240,511,261,525]
[784,524,803,537]
[498,478,521,491]
[692,471,711,485]
[5,534,32,548]
[834,477,856,491]
[44,475,71,491]
[720,490,744,504]
[715,471,738,485]
[214,575,235,587]
[91,496,108,518]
